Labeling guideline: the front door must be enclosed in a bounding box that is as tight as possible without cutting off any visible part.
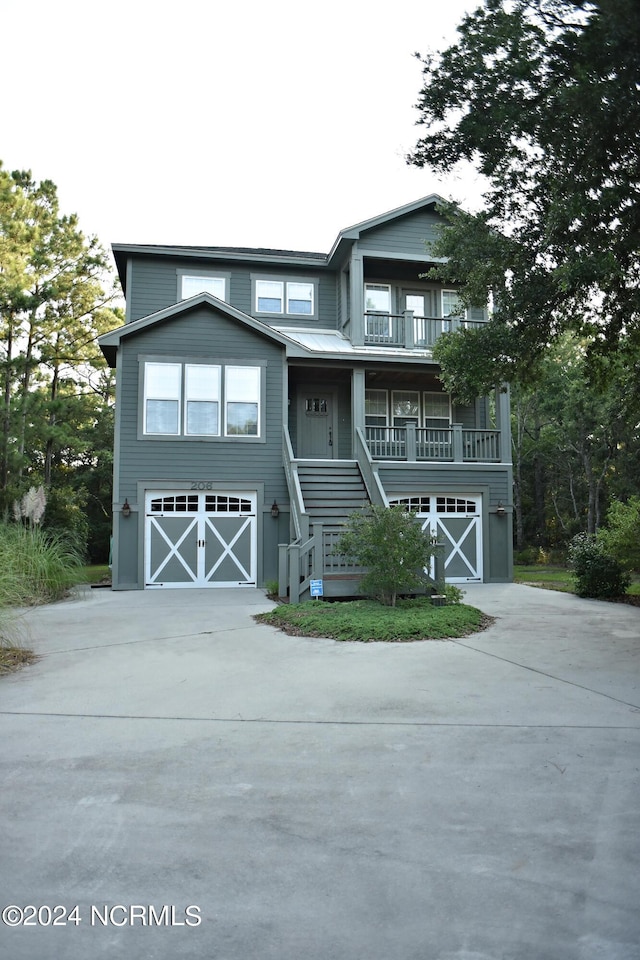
[297,391,336,459]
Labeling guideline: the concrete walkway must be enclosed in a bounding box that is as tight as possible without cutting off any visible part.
[1,584,638,959]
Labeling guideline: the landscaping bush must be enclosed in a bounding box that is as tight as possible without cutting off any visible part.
[333,505,437,607]
[597,497,640,572]
[0,522,85,607]
[567,532,631,599]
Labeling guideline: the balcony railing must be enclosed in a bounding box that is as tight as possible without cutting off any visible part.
[365,424,501,462]
[364,311,486,349]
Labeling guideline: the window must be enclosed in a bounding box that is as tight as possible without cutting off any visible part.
[256,280,283,313]
[226,366,259,436]
[423,392,451,428]
[179,274,226,300]
[145,363,181,434]
[405,294,425,316]
[143,362,261,438]
[185,364,220,435]
[442,290,466,330]
[392,391,419,426]
[365,284,391,313]
[255,279,315,316]
[365,389,388,426]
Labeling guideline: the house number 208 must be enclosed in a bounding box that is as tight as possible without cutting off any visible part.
[190,481,214,490]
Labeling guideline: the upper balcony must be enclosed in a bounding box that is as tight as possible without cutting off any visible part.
[363,310,486,350]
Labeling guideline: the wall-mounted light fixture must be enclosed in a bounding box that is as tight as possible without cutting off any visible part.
[496,502,506,518]
[271,500,280,519]
[122,499,132,519]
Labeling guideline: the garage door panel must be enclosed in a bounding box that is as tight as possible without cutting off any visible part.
[145,492,256,588]
[389,494,482,583]
[147,516,198,585]
[204,516,254,584]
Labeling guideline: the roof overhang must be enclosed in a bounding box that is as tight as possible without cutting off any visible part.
[98,293,297,367]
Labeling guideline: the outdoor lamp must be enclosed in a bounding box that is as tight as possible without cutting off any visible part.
[122,499,132,518]
[271,500,280,519]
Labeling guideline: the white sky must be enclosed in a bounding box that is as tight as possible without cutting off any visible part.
[2,0,483,259]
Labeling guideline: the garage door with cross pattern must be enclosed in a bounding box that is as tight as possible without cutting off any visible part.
[390,494,483,583]
[145,491,257,588]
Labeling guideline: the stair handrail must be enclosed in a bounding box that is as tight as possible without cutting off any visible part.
[354,427,388,506]
[283,426,309,542]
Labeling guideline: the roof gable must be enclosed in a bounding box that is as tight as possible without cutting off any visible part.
[98,292,293,367]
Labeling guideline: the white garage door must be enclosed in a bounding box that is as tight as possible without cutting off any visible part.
[145,491,257,588]
[390,494,483,582]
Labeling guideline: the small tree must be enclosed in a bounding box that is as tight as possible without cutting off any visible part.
[334,505,437,607]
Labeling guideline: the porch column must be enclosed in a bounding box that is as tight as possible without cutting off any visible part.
[406,423,417,461]
[350,249,364,346]
[452,424,464,462]
[495,384,512,463]
[404,310,415,349]
[352,368,366,458]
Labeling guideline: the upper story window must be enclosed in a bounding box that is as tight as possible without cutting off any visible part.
[254,277,315,317]
[178,272,227,301]
[142,361,261,439]
[442,290,467,329]
[365,283,391,314]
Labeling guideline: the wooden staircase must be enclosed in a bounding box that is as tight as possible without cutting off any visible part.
[296,461,370,526]
[294,461,370,598]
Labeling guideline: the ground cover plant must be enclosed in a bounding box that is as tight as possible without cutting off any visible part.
[255,597,491,643]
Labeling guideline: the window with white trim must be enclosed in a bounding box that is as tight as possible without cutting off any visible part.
[392,391,419,426]
[145,362,181,435]
[365,389,388,427]
[180,274,226,300]
[442,290,466,331]
[143,362,260,438]
[185,364,220,435]
[255,279,314,316]
[423,392,451,428]
[226,366,259,436]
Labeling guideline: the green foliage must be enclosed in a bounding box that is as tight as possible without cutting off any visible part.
[255,598,486,642]
[408,0,640,388]
[0,521,85,606]
[437,583,465,605]
[1,161,120,559]
[567,533,631,599]
[597,497,640,572]
[334,505,437,606]
[265,579,280,599]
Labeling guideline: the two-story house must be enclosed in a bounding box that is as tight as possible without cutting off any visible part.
[99,195,513,598]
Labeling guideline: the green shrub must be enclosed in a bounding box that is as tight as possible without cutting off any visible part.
[0,522,85,607]
[334,505,437,607]
[597,497,640,572]
[437,583,465,605]
[567,532,631,599]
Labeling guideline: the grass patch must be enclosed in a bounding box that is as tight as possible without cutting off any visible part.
[255,597,492,642]
[514,564,640,598]
[82,564,111,584]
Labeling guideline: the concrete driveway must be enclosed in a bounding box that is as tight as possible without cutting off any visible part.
[1,583,638,960]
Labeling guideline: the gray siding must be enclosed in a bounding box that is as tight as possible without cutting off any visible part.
[378,464,511,507]
[358,211,442,256]
[115,305,289,587]
[127,255,338,329]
